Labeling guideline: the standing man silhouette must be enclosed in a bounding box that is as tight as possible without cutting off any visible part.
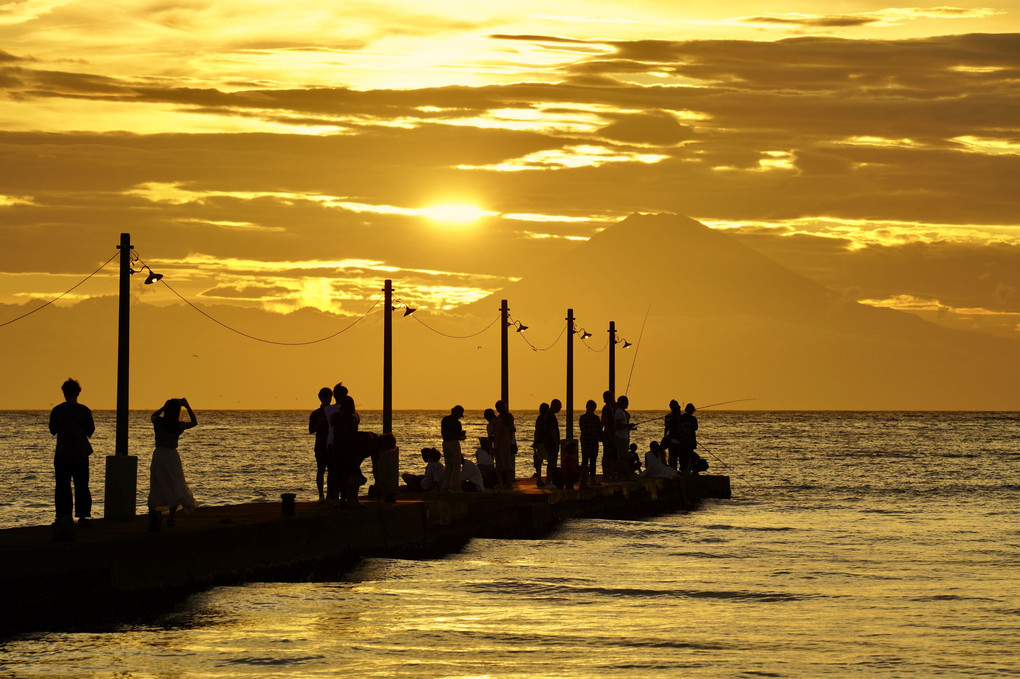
[600,391,617,479]
[308,387,333,501]
[440,405,467,492]
[48,378,95,526]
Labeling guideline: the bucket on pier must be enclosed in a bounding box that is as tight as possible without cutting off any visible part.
[280,493,296,516]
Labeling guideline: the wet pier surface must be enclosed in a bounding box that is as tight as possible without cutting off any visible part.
[0,474,729,635]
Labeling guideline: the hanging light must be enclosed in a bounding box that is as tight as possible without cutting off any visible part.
[580,329,593,340]
[516,322,528,332]
[622,340,633,348]
[403,306,416,316]
[130,265,163,284]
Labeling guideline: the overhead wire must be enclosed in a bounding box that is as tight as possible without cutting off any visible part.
[577,332,610,352]
[136,255,382,346]
[0,251,119,329]
[516,322,566,352]
[409,312,501,339]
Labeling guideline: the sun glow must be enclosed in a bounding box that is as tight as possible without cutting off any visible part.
[420,204,496,225]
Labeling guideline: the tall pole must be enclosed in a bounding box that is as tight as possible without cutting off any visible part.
[116,233,131,457]
[500,299,509,409]
[608,321,616,399]
[105,233,137,519]
[566,308,574,440]
[383,279,393,434]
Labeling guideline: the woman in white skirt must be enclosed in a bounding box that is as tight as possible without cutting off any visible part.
[148,397,197,526]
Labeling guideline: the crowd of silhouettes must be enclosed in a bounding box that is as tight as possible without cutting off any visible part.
[45,377,707,534]
[309,382,395,507]
[387,395,708,496]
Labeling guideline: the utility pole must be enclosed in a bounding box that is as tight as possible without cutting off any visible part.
[500,299,509,409]
[105,233,137,519]
[566,308,574,440]
[608,320,616,400]
[383,279,393,434]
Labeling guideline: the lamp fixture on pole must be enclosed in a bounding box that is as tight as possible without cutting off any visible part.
[130,265,163,285]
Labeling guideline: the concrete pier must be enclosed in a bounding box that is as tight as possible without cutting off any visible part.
[0,474,729,635]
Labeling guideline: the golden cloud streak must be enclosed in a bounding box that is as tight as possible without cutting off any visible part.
[951,135,1020,156]
[0,195,36,207]
[458,144,668,172]
[859,294,1020,335]
[704,217,1020,249]
[128,182,493,221]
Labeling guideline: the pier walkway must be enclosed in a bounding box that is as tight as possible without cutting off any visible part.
[0,474,729,635]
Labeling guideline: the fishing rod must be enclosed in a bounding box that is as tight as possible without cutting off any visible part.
[698,397,761,409]
[629,397,760,427]
[631,414,668,427]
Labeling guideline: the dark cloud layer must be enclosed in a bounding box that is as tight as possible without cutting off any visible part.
[1,31,1019,343]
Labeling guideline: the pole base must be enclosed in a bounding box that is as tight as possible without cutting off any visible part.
[104,455,138,520]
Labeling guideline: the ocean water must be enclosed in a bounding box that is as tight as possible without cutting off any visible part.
[1,410,1018,677]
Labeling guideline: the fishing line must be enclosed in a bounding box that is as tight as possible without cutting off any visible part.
[624,304,650,397]
[697,442,734,472]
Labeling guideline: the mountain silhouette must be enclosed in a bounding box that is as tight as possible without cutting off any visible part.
[466,213,1020,410]
[2,213,1016,410]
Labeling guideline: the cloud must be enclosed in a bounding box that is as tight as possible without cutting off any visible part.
[2,30,1019,339]
[733,7,1004,30]
[597,110,696,145]
[201,283,292,300]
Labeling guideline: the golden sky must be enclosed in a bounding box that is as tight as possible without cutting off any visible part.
[2,1,1019,410]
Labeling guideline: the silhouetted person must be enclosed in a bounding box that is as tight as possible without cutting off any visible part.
[493,400,517,489]
[641,440,678,479]
[579,399,600,482]
[323,382,350,503]
[601,391,617,479]
[475,437,497,488]
[532,402,549,485]
[614,395,633,477]
[479,407,497,488]
[149,397,197,526]
[308,386,332,501]
[49,378,95,526]
[440,405,466,492]
[627,442,642,474]
[401,448,444,492]
[422,447,444,491]
[460,451,485,492]
[663,399,683,470]
[331,394,363,506]
[561,439,579,490]
[677,403,699,473]
[540,399,562,489]
[483,407,496,448]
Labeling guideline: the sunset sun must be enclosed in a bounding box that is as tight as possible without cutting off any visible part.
[420,203,496,225]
